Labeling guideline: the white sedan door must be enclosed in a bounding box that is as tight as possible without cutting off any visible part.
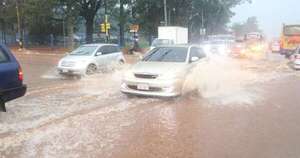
[95,45,111,67]
[110,45,123,62]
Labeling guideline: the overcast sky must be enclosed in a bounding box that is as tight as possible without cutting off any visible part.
[231,0,300,38]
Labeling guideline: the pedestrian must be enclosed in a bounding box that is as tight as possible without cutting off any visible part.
[18,38,23,50]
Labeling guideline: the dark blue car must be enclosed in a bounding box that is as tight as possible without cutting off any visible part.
[0,44,26,112]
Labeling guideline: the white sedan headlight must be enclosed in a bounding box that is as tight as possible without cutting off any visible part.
[123,70,134,79]
[202,45,211,53]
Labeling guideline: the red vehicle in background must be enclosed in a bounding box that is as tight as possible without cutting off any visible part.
[230,39,246,58]
[270,40,281,53]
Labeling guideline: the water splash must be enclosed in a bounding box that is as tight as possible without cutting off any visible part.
[184,55,290,105]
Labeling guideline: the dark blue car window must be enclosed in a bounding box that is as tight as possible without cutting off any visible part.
[0,47,9,63]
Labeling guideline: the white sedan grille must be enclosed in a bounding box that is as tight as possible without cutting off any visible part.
[61,61,76,67]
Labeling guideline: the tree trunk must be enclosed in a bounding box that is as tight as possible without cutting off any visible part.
[67,17,75,49]
[148,31,152,46]
[85,17,94,44]
[3,22,6,44]
[119,0,125,47]
[1,19,4,43]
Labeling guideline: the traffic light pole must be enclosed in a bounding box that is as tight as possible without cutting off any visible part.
[164,0,168,26]
[104,0,109,43]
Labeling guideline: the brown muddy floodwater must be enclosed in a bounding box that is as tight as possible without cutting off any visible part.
[1,52,300,158]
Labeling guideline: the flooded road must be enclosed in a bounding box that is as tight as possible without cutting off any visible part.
[1,51,300,158]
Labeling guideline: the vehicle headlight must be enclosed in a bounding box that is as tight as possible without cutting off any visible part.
[241,49,246,54]
[203,45,211,53]
[123,70,134,79]
[218,46,226,52]
[58,59,63,66]
[252,45,263,51]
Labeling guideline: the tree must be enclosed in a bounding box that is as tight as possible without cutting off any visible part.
[134,0,164,44]
[231,22,244,37]
[24,0,57,36]
[119,0,125,47]
[75,0,103,43]
[231,16,261,37]
[0,0,253,46]
[132,0,251,43]
[244,16,260,33]
[188,0,251,41]
[57,0,80,48]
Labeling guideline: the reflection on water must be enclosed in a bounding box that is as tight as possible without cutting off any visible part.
[158,106,178,137]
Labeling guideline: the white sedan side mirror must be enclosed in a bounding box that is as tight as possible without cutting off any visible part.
[96,52,103,56]
[190,56,200,63]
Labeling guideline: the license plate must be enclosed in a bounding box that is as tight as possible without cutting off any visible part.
[62,69,68,73]
[137,84,149,90]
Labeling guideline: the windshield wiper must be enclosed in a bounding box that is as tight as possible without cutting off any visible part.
[70,51,91,55]
[158,49,172,61]
[70,51,84,55]
[143,49,159,61]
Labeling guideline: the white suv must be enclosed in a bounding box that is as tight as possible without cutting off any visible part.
[57,44,125,76]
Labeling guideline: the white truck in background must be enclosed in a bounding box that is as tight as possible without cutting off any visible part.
[150,26,188,50]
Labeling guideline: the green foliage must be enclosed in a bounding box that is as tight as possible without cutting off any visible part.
[24,0,59,36]
[0,0,252,44]
[231,16,261,37]
[133,0,252,42]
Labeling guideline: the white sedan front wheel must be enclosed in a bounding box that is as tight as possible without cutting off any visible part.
[86,64,97,75]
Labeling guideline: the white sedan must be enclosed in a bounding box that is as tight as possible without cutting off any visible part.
[121,45,207,97]
[57,44,125,76]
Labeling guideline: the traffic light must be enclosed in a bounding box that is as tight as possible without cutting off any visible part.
[100,23,111,33]
[106,23,111,29]
[100,23,105,33]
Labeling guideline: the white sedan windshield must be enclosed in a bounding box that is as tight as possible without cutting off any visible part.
[69,46,97,56]
[143,47,188,63]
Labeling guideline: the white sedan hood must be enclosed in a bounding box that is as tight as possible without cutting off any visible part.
[131,61,187,76]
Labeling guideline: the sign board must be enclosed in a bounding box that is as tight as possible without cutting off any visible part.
[130,24,139,33]
[200,28,206,36]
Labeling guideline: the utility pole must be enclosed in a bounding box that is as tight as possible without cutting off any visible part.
[62,5,67,48]
[200,10,206,41]
[104,0,109,42]
[201,10,204,29]
[119,0,125,47]
[163,0,167,26]
[62,17,65,47]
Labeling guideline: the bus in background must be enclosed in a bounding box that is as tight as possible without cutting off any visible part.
[280,24,300,57]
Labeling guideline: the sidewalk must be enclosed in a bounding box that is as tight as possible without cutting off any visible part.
[10,46,68,56]
[9,46,144,64]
